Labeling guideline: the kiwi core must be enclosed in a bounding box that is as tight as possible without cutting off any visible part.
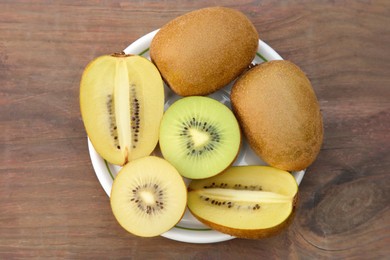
[139,190,156,205]
[193,188,293,204]
[114,59,132,161]
[189,128,211,148]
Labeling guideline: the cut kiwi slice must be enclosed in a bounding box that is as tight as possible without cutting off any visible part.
[187,166,298,239]
[80,53,164,165]
[159,96,241,179]
[110,156,187,237]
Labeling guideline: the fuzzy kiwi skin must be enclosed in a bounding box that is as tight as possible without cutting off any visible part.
[188,193,299,239]
[231,60,323,171]
[150,7,258,96]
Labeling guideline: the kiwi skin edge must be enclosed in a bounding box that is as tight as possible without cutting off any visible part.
[187,193,299,239]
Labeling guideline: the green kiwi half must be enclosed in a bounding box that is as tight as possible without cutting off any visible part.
[159,96,241,179]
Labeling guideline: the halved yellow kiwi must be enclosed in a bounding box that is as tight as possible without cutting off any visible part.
[110,156,187,237]
[187,166,298,239]
[80,53,164,165]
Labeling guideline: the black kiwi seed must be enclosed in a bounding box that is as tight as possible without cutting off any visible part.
[178,117,221,156]
[129,84,141,149]
[107,94,119,148]
[203,182,231,189]
[200,193,263,211]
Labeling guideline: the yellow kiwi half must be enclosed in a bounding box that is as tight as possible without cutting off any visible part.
[187,166,298,239]
[80,54,164,165]
[110,156,187,237]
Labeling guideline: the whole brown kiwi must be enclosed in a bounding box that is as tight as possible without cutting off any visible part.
[150,7,258,96]
[231,60,323,171]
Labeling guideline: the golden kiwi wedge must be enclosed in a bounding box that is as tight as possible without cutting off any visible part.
[80,53,164,165]
[187,166,299,239]
[110,156,187,237]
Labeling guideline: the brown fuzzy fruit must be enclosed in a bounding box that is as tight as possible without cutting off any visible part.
[231,60,323,171]
[150,7,258,96]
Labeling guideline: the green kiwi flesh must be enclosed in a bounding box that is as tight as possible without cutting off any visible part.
[110,156,187,237]
[187,166,298,239]
[159,96,241,179]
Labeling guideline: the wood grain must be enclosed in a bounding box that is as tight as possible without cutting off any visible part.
[1,0,389,258]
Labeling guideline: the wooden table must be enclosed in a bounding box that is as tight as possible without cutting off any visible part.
[1,1,389,258]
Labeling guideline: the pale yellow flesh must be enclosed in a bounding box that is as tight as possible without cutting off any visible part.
[187,166,298,230]
[191,188,293,204]
[110,156,187,237]
[188,193,293,229]
[114,59,132,160]
[190,128,210,148]
[80,55,164,165]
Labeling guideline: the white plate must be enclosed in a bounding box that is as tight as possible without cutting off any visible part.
[87,29,305,244]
